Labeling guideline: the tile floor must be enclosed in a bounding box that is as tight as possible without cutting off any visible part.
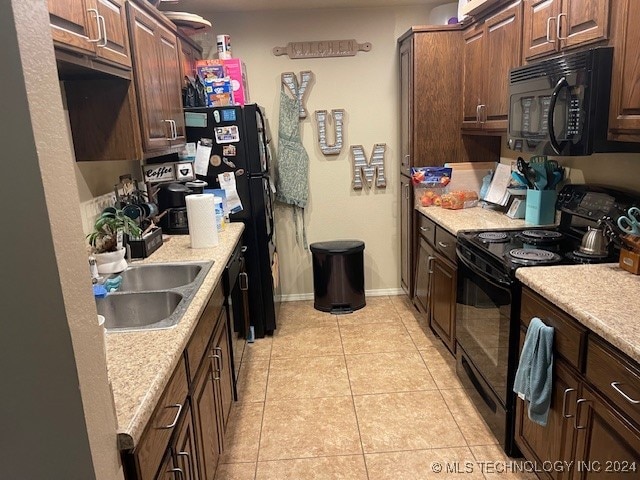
[215,296,535,480]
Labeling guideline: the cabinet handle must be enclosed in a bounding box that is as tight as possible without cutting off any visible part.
[546,16,556,43]
[170,120,178,140]
[562,388,576,418]
[476,104,481,124]
[164,119,173,140]
[87,9,102,43]
[611,382,640,404]
[556,13,567,41]
[209,352,221,380]
[478,104,486,124]
[98,14,107,48]
[168,467,184,480]
[239,272,249,290]
[214,346,224,371]
[420,226,431,232]
[573,398,590,430]
[157,403,182,429]
[404,154,410,165]
[404,183,410,199]
[427,255,436,275]
[177,451,190,459]
[438,241,450,249]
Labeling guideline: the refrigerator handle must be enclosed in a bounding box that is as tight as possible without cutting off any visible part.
[256,107,271,174]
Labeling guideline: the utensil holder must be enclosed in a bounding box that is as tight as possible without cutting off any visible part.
[525,189,557,225]
[127,227,163,259]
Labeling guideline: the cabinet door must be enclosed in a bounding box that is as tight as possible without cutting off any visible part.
[608,0,640,142]
[399,39,413,176]
[95,0,131,68]
[192,350,222,480]
[572,386,640,479]
[157,26,186,145]
[49,0,99,55]
[515,356,579,480]
[400,176,413,296]
[414,237,436,321]
[484,2,522,130]
[212,311,233,439]
[560,0,610,50]
[430,254,456,353]
[127,3,171,152]
[462,25,485,129]
[174,402,200,480]
[522,0,560,61]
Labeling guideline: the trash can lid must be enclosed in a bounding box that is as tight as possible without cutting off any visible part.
[310,240,365,254]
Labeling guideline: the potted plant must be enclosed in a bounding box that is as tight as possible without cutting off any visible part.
[87,208,142,274]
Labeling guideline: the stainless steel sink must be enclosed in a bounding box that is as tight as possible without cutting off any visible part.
[98,261,213,332]
[96,291,184,331]
[118,263,203,291]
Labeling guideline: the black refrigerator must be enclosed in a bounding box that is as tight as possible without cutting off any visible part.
[185,104,280,338]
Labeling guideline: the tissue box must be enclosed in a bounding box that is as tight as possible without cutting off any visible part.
[223,58,250,105]
[525,189,557,225]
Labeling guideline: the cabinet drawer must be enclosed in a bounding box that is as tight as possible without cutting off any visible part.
[185,282,224,384]
[435,227,456,263]
[520,287,586,371]
[586,337,640,427]
[134,356,188,480]
[417,214,436,245]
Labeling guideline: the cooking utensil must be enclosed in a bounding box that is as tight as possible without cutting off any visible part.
[516,157,537,189]
[511,171,528,186]
[530,162,548,190]
[617,207,640,235]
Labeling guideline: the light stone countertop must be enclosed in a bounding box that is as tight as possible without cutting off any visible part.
[105,223,244,450]
[516,264,640,363]
[415,204,555,235]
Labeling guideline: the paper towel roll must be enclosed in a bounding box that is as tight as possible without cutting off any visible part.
[186,194,219,248]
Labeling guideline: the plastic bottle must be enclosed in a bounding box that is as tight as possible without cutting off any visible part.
[214,196,224,232]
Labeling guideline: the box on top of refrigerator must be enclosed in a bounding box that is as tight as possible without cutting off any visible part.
[222,58,250,106]
[196,59,225,80]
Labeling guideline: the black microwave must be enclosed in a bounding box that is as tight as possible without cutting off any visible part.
[507,47,640,156]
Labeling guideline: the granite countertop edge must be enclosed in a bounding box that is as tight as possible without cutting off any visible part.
[106,223,244,450]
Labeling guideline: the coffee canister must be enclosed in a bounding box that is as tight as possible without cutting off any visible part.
[217,34,232,59]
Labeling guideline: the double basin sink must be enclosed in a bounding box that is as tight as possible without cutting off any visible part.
[96,261,213,332]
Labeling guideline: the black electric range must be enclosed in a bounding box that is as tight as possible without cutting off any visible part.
[454,184,639,457]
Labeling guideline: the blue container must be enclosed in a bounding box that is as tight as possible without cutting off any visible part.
[525,189,557,225]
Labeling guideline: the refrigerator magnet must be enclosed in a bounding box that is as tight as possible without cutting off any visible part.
[214,125,240,144]
[222,158,236,168]
[210,154,222,167]
[223,144,237,156]
[235,169,245,176]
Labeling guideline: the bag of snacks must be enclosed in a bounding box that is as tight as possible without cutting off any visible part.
[411,167,452,207]
[440,190,479,210]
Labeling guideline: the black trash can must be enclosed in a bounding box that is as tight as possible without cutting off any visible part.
[310,240,365,314]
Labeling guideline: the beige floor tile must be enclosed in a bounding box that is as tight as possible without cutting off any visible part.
[404,321,441,349]
[346,351,437,395]
[278,300,337,331]
[256,455,368,480]
[365,447,484,480]
[267,355,351,399]
[242,337,273,362]
[340,323,416,354]
[354,391,466,453]
[337,296,402,326]
[215,462,257,480]
[440,389,498,446]
[219,403,264,464]
[389,294,415,314]
[237,360,269,403]
[470,445,538,479]
[271,325,343,358]
[259,397,361,460]
[420,347,465,390]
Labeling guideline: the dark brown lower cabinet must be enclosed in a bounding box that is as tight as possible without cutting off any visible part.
[156,402,199,480]
[572,386,640,479]
[414,236,436,329]
[213,315,233,439]
[515,358,579,480]
[430,254,457,354]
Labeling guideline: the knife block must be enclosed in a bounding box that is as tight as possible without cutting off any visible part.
[619,247,640,275]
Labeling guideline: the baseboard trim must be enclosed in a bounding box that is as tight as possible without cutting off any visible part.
[280,288,405,303]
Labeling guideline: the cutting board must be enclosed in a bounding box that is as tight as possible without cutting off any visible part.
[445,162,496,193]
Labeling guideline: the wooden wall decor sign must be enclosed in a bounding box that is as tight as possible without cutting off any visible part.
[273,39,372,59]
[351,144,387,190]
[281,71,314,119]
[315,109,345,155]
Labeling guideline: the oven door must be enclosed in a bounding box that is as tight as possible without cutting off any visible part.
[455,246,513,406]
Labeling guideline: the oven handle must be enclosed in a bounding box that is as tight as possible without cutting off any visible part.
[456,247,512,289]
[548,76,569,155]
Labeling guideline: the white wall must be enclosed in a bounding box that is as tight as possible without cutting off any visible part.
[195,6,432,297]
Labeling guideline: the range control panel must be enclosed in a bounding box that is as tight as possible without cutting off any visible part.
[557,184,638,221]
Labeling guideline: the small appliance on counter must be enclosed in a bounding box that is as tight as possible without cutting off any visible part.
[156,182,193,235]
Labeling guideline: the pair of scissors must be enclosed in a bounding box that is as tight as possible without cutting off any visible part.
[618,207,640,235]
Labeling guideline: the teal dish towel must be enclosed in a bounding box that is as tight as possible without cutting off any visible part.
[513,317,554,426]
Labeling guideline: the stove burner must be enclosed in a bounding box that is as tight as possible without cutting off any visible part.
[566,250,614,264]
[478,232,510,243]
[520,230,563,240]
[509,248,562,264]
